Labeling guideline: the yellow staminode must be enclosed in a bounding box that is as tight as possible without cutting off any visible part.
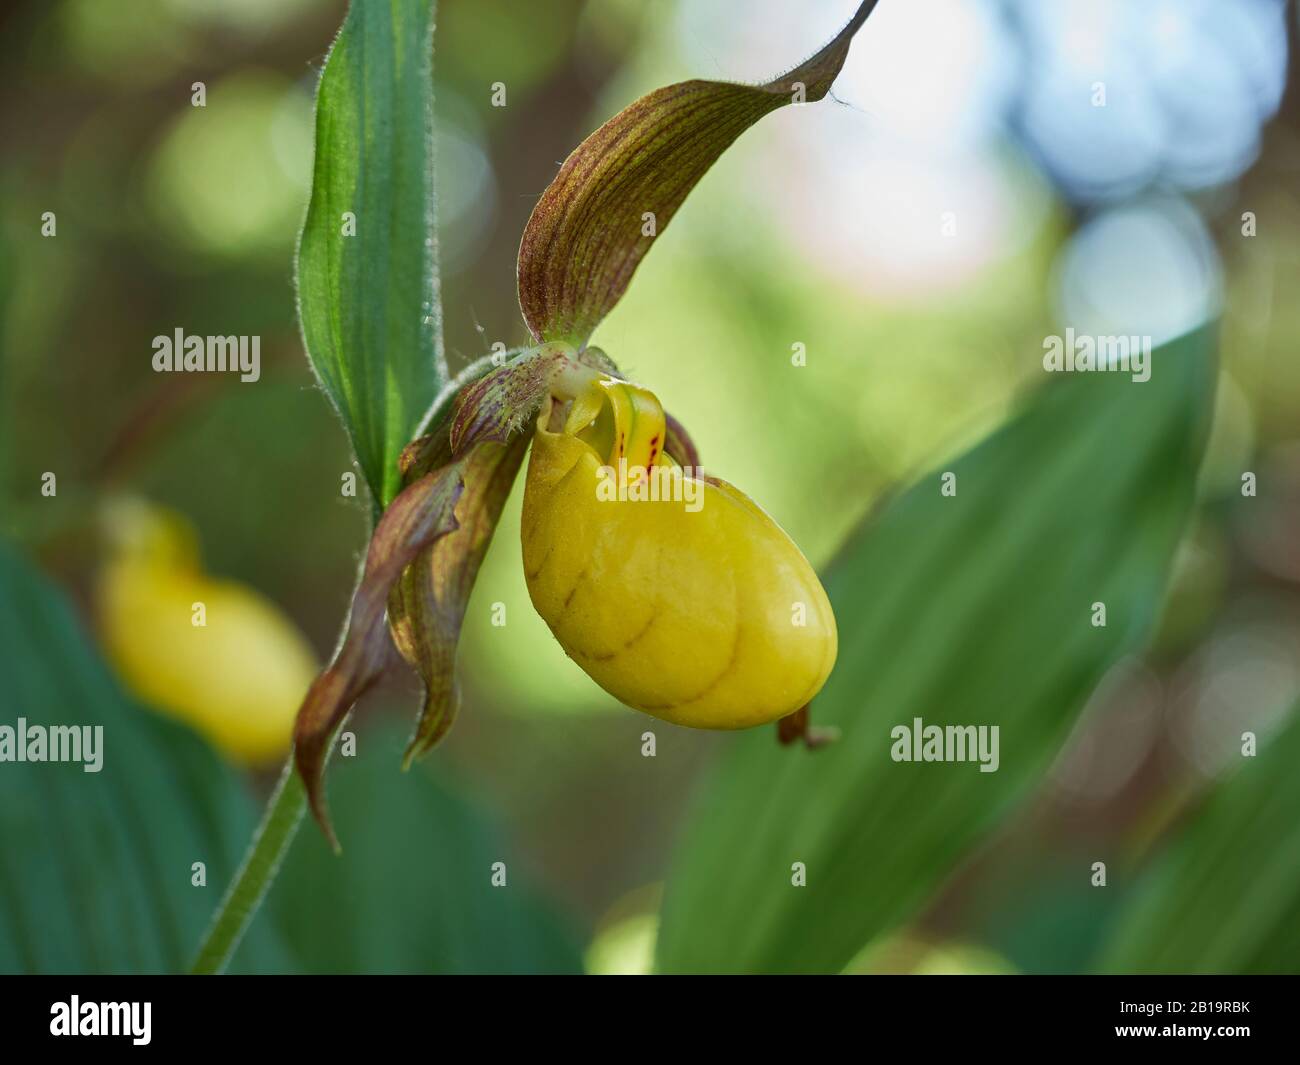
[97,499,317,764]
[521,377,837,729]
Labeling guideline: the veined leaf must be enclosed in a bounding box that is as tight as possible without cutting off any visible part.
[656,328,1216,974]
[232,724,583,975]
[516,0,879,347]
[297,0,445,508]
[0,541,286,973]
[0,544,578,976]
[1096,705,1300,974]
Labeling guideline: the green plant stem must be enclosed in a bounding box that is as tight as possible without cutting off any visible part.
[189,756,306,974]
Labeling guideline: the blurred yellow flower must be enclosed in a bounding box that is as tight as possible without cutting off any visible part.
[521,377,837,730]
[96,499,317,763]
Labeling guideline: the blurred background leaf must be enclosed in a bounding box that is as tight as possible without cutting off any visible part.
[0,536,581,974]
[0,538,287,973]
[1094,702,1300,974]
[656,328,1215,974]
[296,0,446,508]
[230,722,583,974]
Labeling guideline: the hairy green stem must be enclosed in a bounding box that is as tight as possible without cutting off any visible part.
[189,756,306,974]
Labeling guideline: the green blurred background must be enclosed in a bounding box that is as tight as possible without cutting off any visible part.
[2,0,1298,973]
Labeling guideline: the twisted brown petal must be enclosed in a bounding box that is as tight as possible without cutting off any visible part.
[387,435,530,768]
[293,463,464,850]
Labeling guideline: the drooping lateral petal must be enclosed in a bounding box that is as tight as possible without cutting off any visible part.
[387,435,530,768]
[293,463,463,849]
[516,0,878,346]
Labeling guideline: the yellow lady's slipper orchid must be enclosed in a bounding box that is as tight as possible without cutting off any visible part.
[521,377,837,730]
[96,499,317,763]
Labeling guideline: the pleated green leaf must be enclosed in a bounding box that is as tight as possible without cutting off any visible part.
[297,0,445,508]
[656,328,1216,974]
[0,540,580,975]
[233,724,583,974]
[0,540,286,973]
